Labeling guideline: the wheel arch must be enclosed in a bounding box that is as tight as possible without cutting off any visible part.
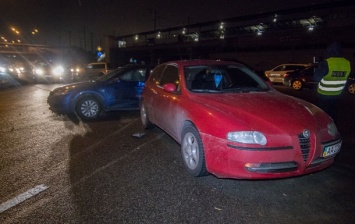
[72,92,106,112]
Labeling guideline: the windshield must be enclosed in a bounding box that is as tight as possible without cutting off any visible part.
[94,67,125,82]
[185,65,269,93]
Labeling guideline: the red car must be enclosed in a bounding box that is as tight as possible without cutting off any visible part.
[140,60,341,179]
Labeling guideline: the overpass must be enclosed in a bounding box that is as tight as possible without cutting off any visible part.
[106,0,355,70]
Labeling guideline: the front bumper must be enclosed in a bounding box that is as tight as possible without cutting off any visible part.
[47,93,73,114]
[201,133,341,179]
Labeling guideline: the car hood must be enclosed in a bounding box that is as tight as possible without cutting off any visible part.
[57,80,101,92]
[189,90,328,135]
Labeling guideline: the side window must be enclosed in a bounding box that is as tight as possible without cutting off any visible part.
[159,65,179,87]
[119,68,146,81]
[284,66,294,70]
[274,66,285,71]
[92,64,105,69]
[150,64,166,85]
[119,70,133,81]
[288,65,304,71]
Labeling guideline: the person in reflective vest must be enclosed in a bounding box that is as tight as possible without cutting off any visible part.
[314,41,351,122]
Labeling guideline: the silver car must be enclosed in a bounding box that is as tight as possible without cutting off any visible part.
[265,64,309,84]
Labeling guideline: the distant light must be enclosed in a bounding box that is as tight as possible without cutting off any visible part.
[193,33,199,42]
[182,28,186,34]
[257,30,263,36]
[308,25,314,31]
[273,14,278,22]
[219,22,224,30]
[157,32,161,38]
[135,35,139,40]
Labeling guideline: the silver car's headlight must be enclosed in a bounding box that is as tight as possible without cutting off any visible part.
[35,68,44,75]
[327,122,338,136]
[52,66,64,76]
[227,131,267,145]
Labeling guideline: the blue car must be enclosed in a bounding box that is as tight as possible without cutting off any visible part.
[47,64,151,120]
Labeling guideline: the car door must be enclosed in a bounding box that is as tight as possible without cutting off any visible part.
[153,64,181,138]
[304,66,318,86]
[105,67,148,110]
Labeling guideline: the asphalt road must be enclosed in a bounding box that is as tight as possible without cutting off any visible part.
[0,83,354,224]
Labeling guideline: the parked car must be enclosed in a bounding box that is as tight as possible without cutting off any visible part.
[72,62,112,82]
[47,64,151,120]
[140,59,341,179]
[32,60,71,83]
[283,64,318,90]
[265,64,309,84]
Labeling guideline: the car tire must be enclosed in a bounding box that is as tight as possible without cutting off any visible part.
[76,97,101,120]
[181,123,209,177]
[291,80,303,90]
[348,83,355,94]
[140,103,153,129]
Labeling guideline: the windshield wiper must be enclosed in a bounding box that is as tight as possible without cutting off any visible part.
[191,89,224,93]
[223,87,266,93]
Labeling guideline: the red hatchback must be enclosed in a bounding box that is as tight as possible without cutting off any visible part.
[140,60,342,179]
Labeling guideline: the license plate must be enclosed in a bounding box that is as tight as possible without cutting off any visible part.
[322,141,341,158]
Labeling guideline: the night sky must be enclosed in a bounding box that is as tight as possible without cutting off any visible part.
[1,0,331,47]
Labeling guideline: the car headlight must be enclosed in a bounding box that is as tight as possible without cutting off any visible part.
[35,68,44,75]
[227,131,267,145]
[52,87,70,96]
[52,66,64,76]
[327,122,338,137]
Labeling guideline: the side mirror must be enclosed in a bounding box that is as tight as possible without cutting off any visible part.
[163,83,177,92]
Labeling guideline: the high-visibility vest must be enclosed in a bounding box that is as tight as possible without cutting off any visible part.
[317,57,351,95]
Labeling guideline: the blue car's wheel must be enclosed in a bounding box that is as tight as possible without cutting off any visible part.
[181,123,208,177]
[76,97,101,120]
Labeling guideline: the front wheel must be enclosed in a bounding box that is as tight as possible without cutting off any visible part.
[181,124,208,177]
[140,103,153,129]
[291,80,303,90]
[76,97,101,120]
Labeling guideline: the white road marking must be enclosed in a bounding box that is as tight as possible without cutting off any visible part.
[0,184,49,213]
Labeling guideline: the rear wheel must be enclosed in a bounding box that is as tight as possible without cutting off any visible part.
[181,123,208,177]
[76,97,101,120]
[348,83,355,94]
[140,103,153,129]
[291,80,303,90]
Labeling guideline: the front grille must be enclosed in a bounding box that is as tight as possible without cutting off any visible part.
[298,132,311,161]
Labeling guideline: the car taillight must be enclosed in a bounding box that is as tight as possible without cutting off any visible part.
[284,73,289,77]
